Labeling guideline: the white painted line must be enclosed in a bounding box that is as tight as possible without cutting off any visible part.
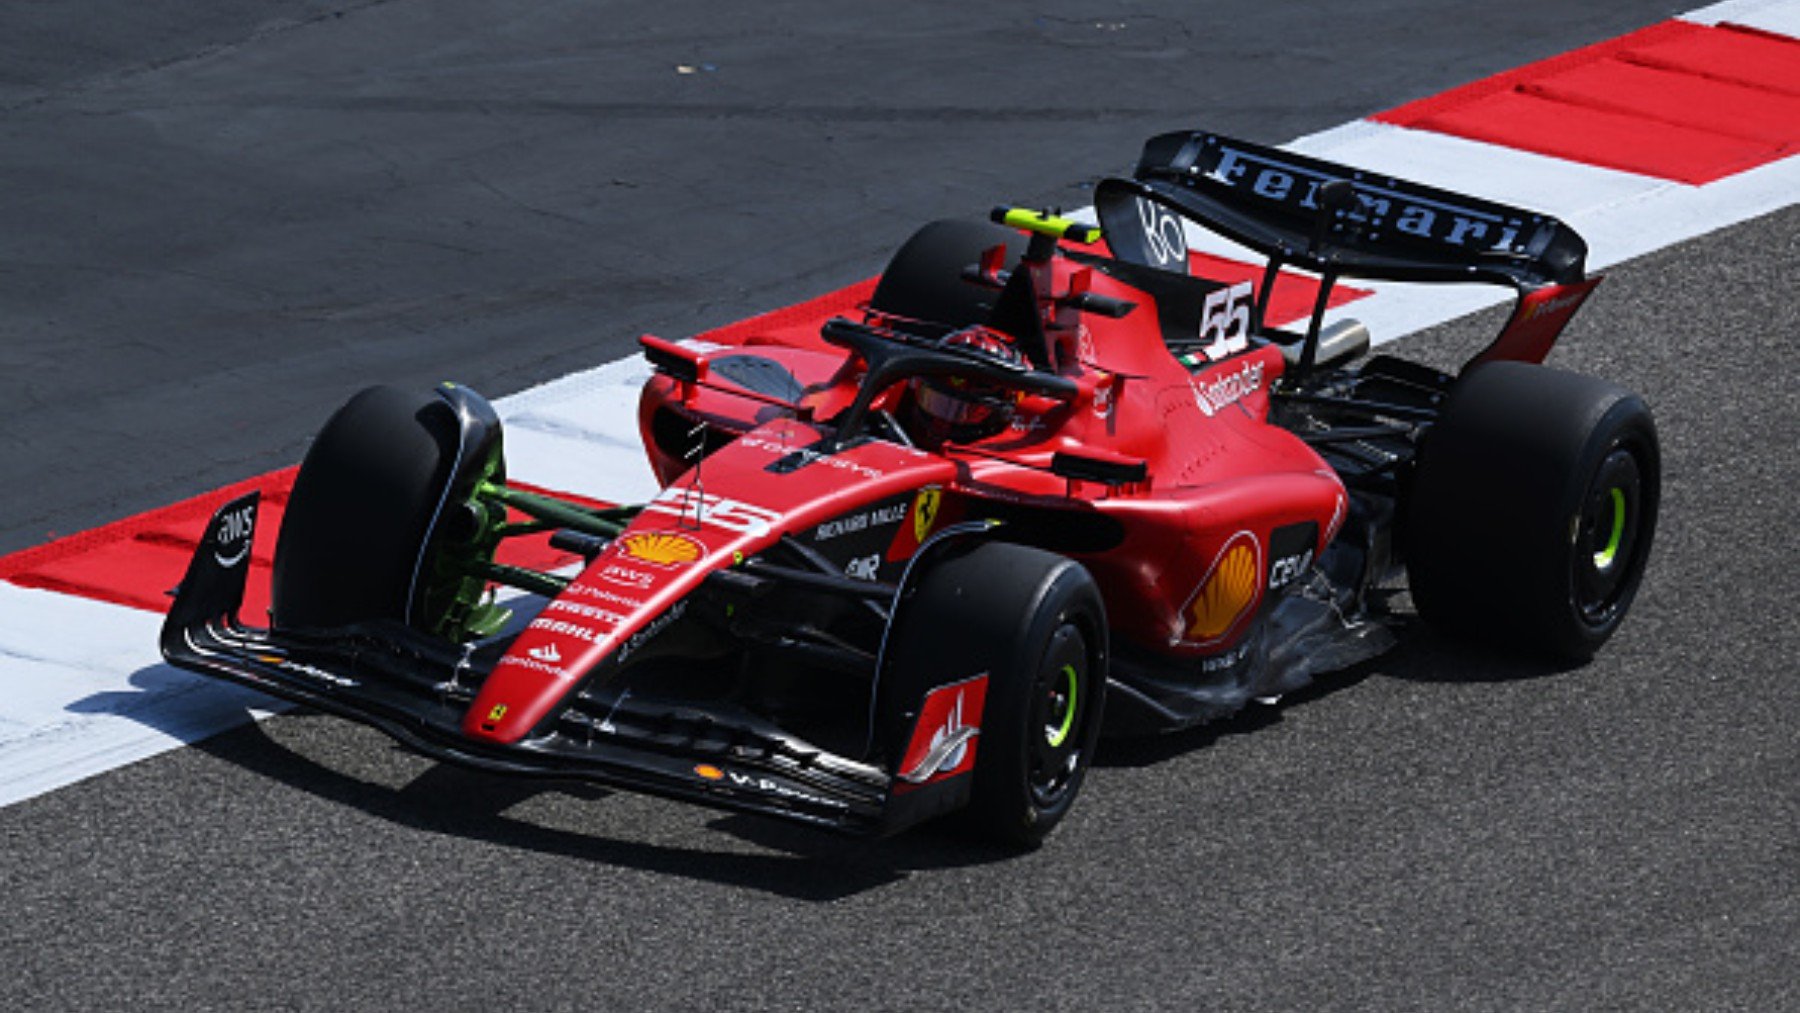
[1287,121,1664,229]
[496,355,662,504]
[1568,151,1800,267]
[1682,0,1800,32]
[1285,123,1800,344]
[0,576,559,808]
[0,584,277,807]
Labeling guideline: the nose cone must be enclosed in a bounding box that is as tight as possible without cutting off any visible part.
[463,635,590,742]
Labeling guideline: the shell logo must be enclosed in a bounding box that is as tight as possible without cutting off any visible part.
[1183,533,1261,642]
[617,531,704,567]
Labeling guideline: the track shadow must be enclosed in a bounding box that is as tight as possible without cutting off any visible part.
[1092,655,1378,769]
[1374,621,1588,684]
[65,662,283,739]
[1092,617,1584,769]
[90,615,1581,900]
[165,690,1020,902]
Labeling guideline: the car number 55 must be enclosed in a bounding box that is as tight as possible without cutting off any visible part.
[1200,280,1254,361]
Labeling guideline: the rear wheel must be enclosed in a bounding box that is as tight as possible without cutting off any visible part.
[1405,362,1660,659]
[884,541,1107,847]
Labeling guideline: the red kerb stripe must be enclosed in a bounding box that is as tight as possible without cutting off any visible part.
[0,471,600,617]
[1374,20,1800,184]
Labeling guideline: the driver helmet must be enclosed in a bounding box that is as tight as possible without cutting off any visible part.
[909,326,1025,445]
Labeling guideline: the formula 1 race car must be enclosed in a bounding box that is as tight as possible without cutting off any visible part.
[162,130,1659,846]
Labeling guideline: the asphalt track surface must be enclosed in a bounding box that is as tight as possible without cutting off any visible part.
[3,2,1795,1010]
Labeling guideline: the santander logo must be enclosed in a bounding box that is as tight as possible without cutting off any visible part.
[1191,361,1264,418]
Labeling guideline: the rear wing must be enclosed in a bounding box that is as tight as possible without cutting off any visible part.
[1095,130,1601,370]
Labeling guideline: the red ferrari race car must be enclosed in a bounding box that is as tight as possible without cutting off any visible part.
[162,131,1659,846]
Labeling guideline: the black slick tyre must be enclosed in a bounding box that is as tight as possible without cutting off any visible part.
[884,541,1107,847]
[870,219,1024,330]
[271,385,460,632]
[1405,361,1660,660]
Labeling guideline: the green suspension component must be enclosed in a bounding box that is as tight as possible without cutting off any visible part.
[421,473,644,643]
[418,440,512,643]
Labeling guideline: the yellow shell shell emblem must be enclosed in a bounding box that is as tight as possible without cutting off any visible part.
[1185,536,1260,641]
[618,531,704,567]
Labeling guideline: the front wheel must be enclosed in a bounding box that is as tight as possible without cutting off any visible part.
[884,541,1108,847]
[272,384,503,639]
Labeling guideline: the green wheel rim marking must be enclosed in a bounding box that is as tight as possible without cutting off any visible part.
[1046,663,1078,748]
[1593,487,1626,569]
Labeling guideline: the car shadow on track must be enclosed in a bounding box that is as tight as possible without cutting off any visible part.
[155,691,1027,901]
[1093,620,1585,768]
[93,623,1583,901]
[1092,658,1374,770]
[1375,619,1589,684]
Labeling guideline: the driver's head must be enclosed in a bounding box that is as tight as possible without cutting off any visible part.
[906,326,1024,446]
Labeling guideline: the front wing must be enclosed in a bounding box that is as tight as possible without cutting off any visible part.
[160,493,940,836]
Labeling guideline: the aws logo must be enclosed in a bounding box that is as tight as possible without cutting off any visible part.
[211,497,257,568]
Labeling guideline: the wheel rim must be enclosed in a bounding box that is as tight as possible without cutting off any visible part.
[1592,487,1627,570]
[1574,447,1644,625]
[1044,663,1078,749]
[1027,623,1089,808]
